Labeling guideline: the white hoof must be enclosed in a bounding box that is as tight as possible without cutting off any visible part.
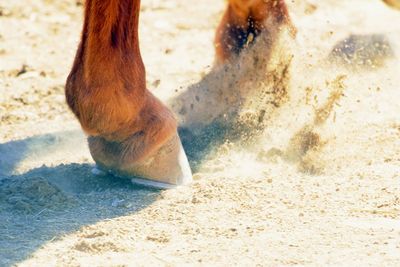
[109,133,192,189]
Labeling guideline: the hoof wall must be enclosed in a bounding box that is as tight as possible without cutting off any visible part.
[95,133,193,189]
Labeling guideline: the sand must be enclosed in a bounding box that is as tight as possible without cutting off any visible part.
[0,0,399,266]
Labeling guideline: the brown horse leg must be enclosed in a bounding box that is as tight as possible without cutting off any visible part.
[215,0,296,63]
[65,0,191,187]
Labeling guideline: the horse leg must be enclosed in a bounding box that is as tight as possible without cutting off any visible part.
[65,0,192,187]
[215,0,296,63]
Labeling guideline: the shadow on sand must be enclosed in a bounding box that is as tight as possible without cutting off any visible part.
[0,133,161,266]
[0,123,233,266]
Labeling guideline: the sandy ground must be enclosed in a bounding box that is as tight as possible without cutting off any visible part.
[1,0,400,266]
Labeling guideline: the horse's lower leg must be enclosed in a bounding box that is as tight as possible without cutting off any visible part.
[65,0,191,186]
[215,0,296,63]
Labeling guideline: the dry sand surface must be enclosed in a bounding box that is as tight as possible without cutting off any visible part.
[1,0,400,266]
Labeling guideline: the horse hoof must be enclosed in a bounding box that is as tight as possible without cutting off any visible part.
[127,134,192,189]
[95,133,193,189]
